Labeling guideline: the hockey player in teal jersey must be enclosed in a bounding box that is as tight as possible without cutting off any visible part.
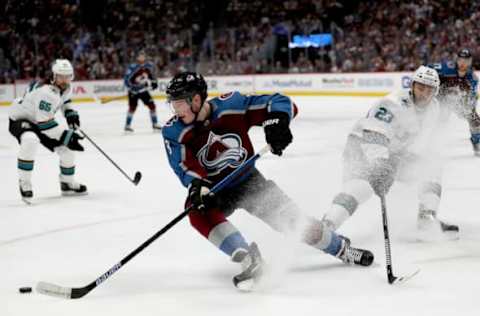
[8,59,87,203]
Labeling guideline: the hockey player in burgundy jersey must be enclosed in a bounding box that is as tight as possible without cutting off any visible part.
[162,72,373,290]
[123,51,161,132]
[428,49,480,156]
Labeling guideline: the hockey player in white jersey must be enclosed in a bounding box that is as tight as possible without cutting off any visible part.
[319,66,459,244]
[8,59,87,203]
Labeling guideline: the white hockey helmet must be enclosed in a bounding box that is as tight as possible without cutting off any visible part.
[51,59,74,80]
[411,65,439,96]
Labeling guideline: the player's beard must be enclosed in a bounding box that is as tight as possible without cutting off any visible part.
[414,95,432,109]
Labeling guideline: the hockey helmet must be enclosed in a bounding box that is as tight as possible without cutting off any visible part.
[51,59,74,80]
[411,65,440,96]
[457,48,472,59]
[166,72,208,104]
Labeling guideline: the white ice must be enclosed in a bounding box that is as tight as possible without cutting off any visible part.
[1,97,478,316]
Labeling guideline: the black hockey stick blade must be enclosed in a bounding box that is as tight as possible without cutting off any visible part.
[389,268,420,285]
[133,171,142,185]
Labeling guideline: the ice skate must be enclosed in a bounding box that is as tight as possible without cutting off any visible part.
[124,125,134,133]
[232,242,264,291]
[19,179,33,204]
[416,209,459,241]
[470,136,480,157]
[152,123,162,132]
[337,236,374,266]
[61,181,88,196]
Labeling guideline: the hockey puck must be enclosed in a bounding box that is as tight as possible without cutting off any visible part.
[18,287,32,294]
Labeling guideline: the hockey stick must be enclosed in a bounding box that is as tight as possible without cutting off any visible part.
[99,95,126,104]
[78,129,142,185]
[380,194,420,284]
[36,145,271,299]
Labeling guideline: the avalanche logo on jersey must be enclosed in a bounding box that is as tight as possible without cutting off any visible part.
[197,132,248,176]
[135,72,150,85]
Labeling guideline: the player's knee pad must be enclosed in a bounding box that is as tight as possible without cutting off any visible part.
[342,178,374,204]
[56,146,75,166]
[19,132,39,159]
[188,207,227,238]
[323,179,373,230]
[146,103,156,111]
[252,180,302,232]
[128,100,138,112]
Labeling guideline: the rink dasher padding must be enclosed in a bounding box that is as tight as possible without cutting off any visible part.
[0,91,389,106]
[1,71,478,106]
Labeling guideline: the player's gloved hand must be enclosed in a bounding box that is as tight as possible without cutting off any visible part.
[65,109,80,129]
[368,158,396,197]
[188,178,215,213]
[150,80,158,90]
[263,111,293,156]
[59,130,84,151]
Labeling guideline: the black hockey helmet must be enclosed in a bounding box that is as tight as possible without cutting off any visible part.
[457,48,472,59]
[166,72,208,104]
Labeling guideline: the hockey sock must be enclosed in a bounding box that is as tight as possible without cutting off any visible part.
[149,110,158,125]
[323,232,344,256]
[18,159,34,185]
[207,221,249,257]
[418,181,441,212]
[471,133,480,144]
[302,219,343,256]
[60,165,76,184]
[18,159,34,172]
[126,112,134,127]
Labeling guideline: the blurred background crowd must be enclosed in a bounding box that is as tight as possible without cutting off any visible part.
[1,0,479,83]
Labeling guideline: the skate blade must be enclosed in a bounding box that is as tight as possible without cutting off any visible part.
[21,197,33,205]
[415,229,459,242]
[61,191,88,197]
[392,269,420,284]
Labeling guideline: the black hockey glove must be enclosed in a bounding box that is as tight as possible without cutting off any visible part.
[188,178,216,213]
[65,109,80,129]
[150,80,158,90]
[368,158,396,197]
[263,111,293,156]
[59,130,84,151]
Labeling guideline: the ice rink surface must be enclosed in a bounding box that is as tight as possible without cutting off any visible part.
[1,96,478,316]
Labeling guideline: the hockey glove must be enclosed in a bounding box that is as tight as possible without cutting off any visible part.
[368,158,396,197]
[65,109,80,129]
[263,111,293,156]
[188,178,216,213]
[59,130,84,151]
[150,80,158,90]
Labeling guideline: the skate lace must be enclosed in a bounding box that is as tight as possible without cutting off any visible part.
[344,246,363,264]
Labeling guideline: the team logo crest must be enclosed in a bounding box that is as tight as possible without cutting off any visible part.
[197,132,248,175]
